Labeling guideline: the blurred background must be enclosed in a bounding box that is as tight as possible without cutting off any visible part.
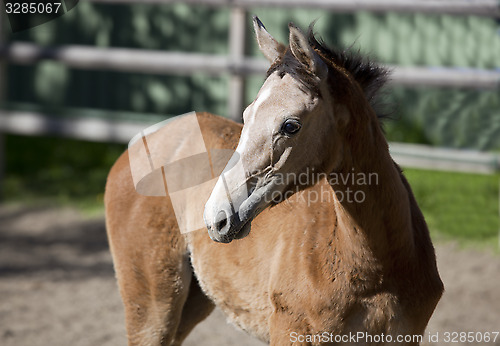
[0,1,499,345]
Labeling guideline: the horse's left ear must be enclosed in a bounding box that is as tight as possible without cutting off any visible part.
[288,23,328,79]
[253,16,285,63]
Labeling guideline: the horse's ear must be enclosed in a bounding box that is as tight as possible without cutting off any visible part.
[288,23,327,79]
[253,16,285,63]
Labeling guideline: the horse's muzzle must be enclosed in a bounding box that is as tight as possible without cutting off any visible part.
[204,176,275,243]
[205,207,251,243]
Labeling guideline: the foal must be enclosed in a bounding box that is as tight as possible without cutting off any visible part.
[105,17,443,345]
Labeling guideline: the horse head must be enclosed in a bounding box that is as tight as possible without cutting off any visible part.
[204,17,355,243]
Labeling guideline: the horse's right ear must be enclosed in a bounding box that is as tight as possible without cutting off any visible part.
[288,23,328,79]
[253,16,285,63]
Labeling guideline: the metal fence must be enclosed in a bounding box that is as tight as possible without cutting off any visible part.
[0,0,500,174]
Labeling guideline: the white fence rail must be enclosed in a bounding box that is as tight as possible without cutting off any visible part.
[1,109,498,174]
[389,143,500,174]
[0,109,146,144]
[2,42,500,89]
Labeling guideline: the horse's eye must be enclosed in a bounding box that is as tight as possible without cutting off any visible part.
[282,120,301,135]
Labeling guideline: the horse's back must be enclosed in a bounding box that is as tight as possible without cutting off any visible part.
[105,111,242,251]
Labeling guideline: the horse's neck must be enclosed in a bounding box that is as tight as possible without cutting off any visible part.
[330,118,416,267]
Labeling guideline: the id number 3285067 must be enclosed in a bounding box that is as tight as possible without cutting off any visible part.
[5,2,62,14]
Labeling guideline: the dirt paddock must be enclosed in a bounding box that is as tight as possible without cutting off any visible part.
[0,205,498,346]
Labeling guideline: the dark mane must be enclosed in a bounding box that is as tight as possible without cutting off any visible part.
[267,25,389,114]
[308,30,389,107]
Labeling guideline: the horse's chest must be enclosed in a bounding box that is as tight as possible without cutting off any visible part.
[188,234,273,342]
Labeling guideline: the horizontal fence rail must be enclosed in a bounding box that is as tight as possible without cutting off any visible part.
[0,110,499,173]
[2,42,500,89]
[0,109,149,144]
[389,142,500,174]
[88,0,500,17]
[390,67,500,89]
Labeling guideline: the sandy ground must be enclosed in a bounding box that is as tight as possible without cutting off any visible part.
[0,205,499,346]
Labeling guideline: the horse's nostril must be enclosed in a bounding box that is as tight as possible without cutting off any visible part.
[215,210,229,233]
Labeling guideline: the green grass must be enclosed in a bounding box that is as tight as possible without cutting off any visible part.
[404,168,500,250]
[3,134,125,216]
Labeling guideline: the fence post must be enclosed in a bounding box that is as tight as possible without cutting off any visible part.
[228,6,246,123]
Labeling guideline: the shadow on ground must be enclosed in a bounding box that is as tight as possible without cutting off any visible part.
[0,206,113,280]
